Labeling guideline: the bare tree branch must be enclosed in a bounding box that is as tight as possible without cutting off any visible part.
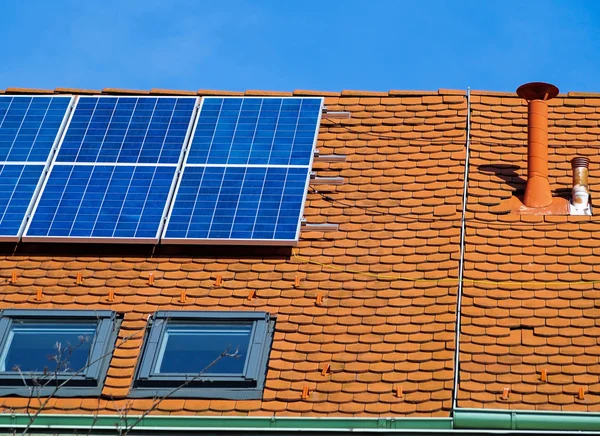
[16,314,244,436]
[119,347,240,436]
[19,323,147,436]
[84,399,101,436]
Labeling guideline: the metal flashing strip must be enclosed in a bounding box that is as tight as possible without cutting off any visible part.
[183,163,311,168]
[451,89,470,411]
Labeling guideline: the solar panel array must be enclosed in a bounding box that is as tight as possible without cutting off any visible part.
[24,97,197,243]
[162,97,322,244]
[0,94,322,245]
[0,96,72,240]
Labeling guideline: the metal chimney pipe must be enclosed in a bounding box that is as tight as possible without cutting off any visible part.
[516,82,559,208]
[571,157,590,212]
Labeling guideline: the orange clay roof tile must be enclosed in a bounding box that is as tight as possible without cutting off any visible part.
[149,88,197,96]
[54,87,101,95]
[4,87,55,94]
[196,90,244,96]
[341,90,390,97]
[293,90,341,96]
[101,88,151,95]
[245,90,294,96]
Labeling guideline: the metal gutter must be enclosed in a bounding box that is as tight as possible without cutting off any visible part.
[451,88,471,411]
[454,408,600,432]
[0,414,452,432]
[2,412,600,435]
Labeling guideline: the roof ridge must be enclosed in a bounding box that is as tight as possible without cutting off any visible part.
[0,87,472,97]
[3,86,599,98]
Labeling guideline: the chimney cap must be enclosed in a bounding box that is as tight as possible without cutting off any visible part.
[517,82,559,101]
[572,157,590,169]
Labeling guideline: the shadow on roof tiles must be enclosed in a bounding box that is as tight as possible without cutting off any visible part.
[0,242,292,260]
[478,164,526,194]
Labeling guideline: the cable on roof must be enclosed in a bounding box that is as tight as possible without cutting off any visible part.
[291,248,600,287]
[307,187,596,228]
[320,123,600,148]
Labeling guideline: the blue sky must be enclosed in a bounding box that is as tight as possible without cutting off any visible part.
[1,0,599,93]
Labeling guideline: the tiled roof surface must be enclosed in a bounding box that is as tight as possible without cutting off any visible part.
[2,86,600,416]
[459,92,600,411]
[0,88,467,417]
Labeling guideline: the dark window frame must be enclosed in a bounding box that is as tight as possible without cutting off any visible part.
[0,309,119,397]
[131,311,274,399]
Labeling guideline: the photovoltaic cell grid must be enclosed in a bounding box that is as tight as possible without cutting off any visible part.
[164,166,309,241]
[0,165,45,238]
[186,97,321,166]
[56,97,195,164]
[24,97,197,242]
[0,96,71,240]
[0,96,71,163]
[163,97,322,244]
[26,165,176,239]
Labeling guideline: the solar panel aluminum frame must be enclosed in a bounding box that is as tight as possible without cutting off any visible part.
[160,96,324,246]
[21,95,201,244]
[0,95,76,242]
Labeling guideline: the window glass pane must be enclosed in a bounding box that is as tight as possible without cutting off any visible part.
[155,323,252,375]
[0,322,96,373]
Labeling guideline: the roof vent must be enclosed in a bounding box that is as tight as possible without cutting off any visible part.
[570,157,592,215]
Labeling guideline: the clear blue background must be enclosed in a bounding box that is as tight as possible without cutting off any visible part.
[1,0,598,93]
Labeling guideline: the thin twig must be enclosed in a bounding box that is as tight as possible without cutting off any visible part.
[14,368,34,425]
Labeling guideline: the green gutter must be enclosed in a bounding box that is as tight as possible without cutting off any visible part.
[0,414,452,432]
[454,408,600,431]
[6,409,600,433]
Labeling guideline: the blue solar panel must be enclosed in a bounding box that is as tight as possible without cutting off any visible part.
[163,96,322,245]
[186,97,321,166]
[164,166,309,241]
[25,165,176,241]
[24,96,199,243]
[0,96,72,240]
[0,96,71,162]
[56,97,196,164]
[0,164,44,239]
